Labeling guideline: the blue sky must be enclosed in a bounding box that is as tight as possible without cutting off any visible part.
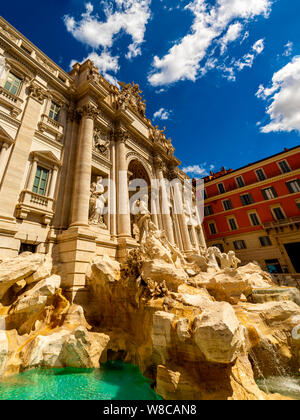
[2,0,300,176]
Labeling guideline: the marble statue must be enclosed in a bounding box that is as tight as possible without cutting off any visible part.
[89,177,107,227]
[132,195,151,244]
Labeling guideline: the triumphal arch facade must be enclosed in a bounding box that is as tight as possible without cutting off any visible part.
[0,17,206,301]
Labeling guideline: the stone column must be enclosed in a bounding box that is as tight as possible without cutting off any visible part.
[155,157,175,245]
[190,225,199,249]
[0,142,10,183]
[70,104,98,228]
[172,176,193,254]
[110,134,117,239]
[116,128,131,238]
[48,166,58,199]
[53,110,75,229]
[0,83,48,220]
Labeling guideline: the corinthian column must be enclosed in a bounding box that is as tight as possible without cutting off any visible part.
[116,128,131,238]
[155,157,175,245]
[70,104,98,228]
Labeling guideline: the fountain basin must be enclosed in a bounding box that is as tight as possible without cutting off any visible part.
[0,362,162,401]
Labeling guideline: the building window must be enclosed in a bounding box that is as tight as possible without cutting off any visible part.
[265,259,283,274]
[240,193,254,206]
[256,169,266,181]
[272,207,286,221]
[49,101,61,122]
[209,222,217,235]
[223,199,233,211]
[236,176,245,188]
[249,212,260,226]
[213,243,224,253]
[286,180,300,194]
[297,202,300,212]
[259,236,272,247]
[228,217,238,231]
[203,189,208,200]
[278,160,291,174]
[218,183,226,194]
[4,72,22,96]
[234,240,247,250]
[32,166,49,196]
[262,187,277,200]
[204,205,214,216]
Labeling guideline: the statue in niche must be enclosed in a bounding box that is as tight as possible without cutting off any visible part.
[93,129,110,156]
[89,176,107,228]
[132,195,151,244]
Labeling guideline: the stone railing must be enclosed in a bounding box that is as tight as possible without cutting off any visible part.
[38,114,64,142]
[16,190,54,225]
[0,87,23,117]
[263,216,300,230]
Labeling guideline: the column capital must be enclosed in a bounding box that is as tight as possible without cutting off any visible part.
[114,127,130,144]
[1,142,9,150]
[78,104,101,121]
[154,155,164,170]
[28,83,48,104]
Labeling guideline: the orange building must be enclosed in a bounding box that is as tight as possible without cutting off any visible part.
[203,146,300,276]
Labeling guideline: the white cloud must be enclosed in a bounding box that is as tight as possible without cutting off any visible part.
[283,41,293,57]
[256,56,300,133]
[148,0,272,86]
[64,1,151,56]
[64,0,151,80]
[235,38,264,71]
[182,163,214,177]
[220,22,243,55]
[153,108,172,120]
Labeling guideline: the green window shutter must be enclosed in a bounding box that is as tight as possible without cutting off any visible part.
[32,167,49,196]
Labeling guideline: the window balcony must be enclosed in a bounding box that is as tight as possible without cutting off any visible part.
[16,190,55,225]
[38,114,64,142]
[0,86,23,117]
[263,216,300,232]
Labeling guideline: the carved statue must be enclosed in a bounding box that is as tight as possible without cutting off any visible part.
[89,177,107,227]
[117,81,147,118]
[132,195,151,244]
[228,251,241,269]
[93,129,110,156]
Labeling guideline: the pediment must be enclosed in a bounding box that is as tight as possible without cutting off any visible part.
[30,150,61,166]
[0,124,14,145]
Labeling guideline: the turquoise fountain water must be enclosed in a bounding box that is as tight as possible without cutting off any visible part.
[0,362,162,400]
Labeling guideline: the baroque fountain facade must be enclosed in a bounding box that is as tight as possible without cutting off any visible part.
[0,17,300,400]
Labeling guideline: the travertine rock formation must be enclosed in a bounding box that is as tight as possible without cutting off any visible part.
[0,241,299,401]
